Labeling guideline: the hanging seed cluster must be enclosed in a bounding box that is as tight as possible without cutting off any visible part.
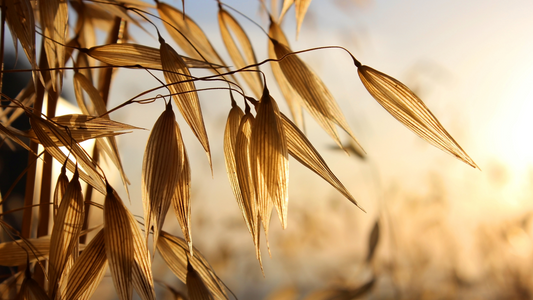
[0,0,476,299]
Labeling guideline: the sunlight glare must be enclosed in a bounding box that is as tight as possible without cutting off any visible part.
[493,62,533,174]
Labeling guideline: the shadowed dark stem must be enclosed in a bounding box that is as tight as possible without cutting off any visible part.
[34,88,58,286]
[81,17,123,244]
[20,40,47,276]
[0,1,5,97]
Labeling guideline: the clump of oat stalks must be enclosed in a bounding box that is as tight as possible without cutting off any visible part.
[0,0,476,299]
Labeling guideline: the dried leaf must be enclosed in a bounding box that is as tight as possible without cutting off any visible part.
[39,0,68,92]
[73,72,131,193]
[1,80,36,125]
[26,114,140,145]
[357,65,478,168]
[268,20,305,129]
[87,42,162,69]
[272,39,361,151]
[0,122,34,153]
[62,229,108,300]
[48,169,84,299]
[0,237,50,266]
[160,38,212,171]
[157,231,228,300]
[281,113,362,209]
[251,88,289,230]
[104,184,134,300]
[51,114,140,133]
[218,7,263,98]
[187,261,214,300]
[142,102,182,248]
[5,0,38,89]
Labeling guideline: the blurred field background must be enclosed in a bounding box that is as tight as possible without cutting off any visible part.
[3,0,533,299]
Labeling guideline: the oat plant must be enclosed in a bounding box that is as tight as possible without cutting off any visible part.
[0,0,477,299]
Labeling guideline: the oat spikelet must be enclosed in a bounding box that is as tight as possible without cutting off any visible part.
[48,168,84,299]
[186,260,214,300]
[272,39,362,151]
[234,107,262,267]
[251,88,289,232]
[86,43,222,70]
[5,0,38,89]
[142,102,182,248]
[278,0,312,38]
[157,2,228,70]
[52,162,69,216]
[173,145,192,254]
[104,183,134,300]
[62,230,108,300]
[281,113,364,210]
[159,37,212,171]
[130,204,156,300]
[157,231,228,300]
[16,271,48,300]
[218,7,263,98]
[357,65,478,168]
[268,20,305,129]
[223,104,246,230]
[39,0,68,92]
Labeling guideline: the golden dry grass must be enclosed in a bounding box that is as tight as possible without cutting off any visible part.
[0,0,479,299]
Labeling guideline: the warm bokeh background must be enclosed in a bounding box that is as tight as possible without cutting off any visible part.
[5,0,533,299]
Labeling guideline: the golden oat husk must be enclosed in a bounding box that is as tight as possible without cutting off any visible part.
[157,231,229,300]
[268,20,305,129]
[357,65,478,168]
[272,39,362,152]
[218,7,263,98]
[234,108,263,267]
[281,113,363,210]
[104,184,134,300]
[159,38,212,171]
[251,88,289,236]
[62,229,107,300]
[142,102,182,249]
[48,168,84,299]
[186,260,214,300]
